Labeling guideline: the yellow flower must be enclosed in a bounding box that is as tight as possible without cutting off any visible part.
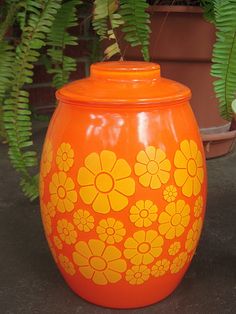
[56,142,74,172]
[170,252,188,274]
[73,209,94,232]
[53,236,63,249]
[194,196,203,217]
[47,201,56,217]
[174,140,204,197]
[48,239,58,263]
[158,200,190,239]
[49,172,77,213]
[151,259,170,277]
[96,218,126,244]
[124,230,163,265]
[57,219,77,244]
[59,254,76,276]
[168,241,181,256]
[41,203,52,236]
[125,265,150,285]
[185,218,203,253]
[41,139,53,177]
[134,146,171,189]
[163,185,177,202]
[77,150,135,214]
[73,239,127,285]
[129,200,158,228]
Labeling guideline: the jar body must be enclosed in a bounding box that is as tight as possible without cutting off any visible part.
[40,99,207,308]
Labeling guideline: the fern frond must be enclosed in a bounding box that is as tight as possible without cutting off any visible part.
[0,42,15,139]
[211,0,236,120]
[47,0,81,89]
[3,0,62,200]
[93,0,123,59]
[119,0,150,61]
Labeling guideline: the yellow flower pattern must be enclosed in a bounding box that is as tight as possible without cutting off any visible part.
[151,259,170,277]
[41,140,53,177]
[124,230,163,265]
[59,254,76,276]
[170,252,188,274]
[54,236,63,250]
[96,218,126,244]
[168,241,181,256]
[73,209,94,232]
[56,142,74,172]
[73,239,127,285]
[77,150,135,214]
[158,200,190,239]
[126,265,150,285]
[40,140,205,286]
[174,140,204,197]
[163,185,177,202]
[134,146,171,189]
[185,218,203,253]
[194,196,203,218]
[49,172,77,213]
[57,219,77,244]
[129,200,158,228]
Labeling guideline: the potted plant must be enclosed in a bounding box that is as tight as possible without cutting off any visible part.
[97,0,236,158]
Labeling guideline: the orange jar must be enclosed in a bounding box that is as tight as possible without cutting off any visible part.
[40,61,207,308]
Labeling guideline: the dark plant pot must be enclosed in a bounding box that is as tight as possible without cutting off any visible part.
[117,5,236,158]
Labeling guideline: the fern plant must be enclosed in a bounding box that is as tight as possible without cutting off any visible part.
[47,0,81,89]
[210,0,236,121]
[2,0,62,200]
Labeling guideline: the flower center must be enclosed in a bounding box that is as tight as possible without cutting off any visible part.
[138,242,150,253]
[62,152,68,161]
[147,160,159,175]
[95,172,114,193]
[106,227,115,235]
[134,272,142,279]
[187,158,197,176]
[89,256,107,271]
[57,186,66,199]
[171,213,182,226]
[80,217,87,225]
[140,209,149,218]
[63,228,69,235]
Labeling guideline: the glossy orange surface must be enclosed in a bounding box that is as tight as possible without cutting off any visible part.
[40,61,207,309]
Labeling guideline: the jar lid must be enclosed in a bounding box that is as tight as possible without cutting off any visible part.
[56,61,191,105]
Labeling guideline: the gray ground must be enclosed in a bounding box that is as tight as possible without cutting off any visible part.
[0,121,235,314]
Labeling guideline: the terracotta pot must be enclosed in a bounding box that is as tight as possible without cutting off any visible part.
[116,5,236,158]
[40,61,207,308]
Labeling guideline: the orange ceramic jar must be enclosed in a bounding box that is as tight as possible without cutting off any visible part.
[40,62,207,309]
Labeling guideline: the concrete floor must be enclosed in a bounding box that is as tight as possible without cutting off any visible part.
[0,121,236,314]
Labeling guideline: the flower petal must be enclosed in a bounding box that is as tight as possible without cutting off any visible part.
[92,193,110,214]
[79,186,98,205]
[190,140,198,159]
[136,150,149,164]
[115,177,135,196]
[145,146,156,160]
[139,172,151,187]
[174,169,188,187]
[58,172,67,185]
[111,159,131,179]
[77,167,95,186]
[100,150,117,172]
[197,167,204,184]
[73,252,89,267]
[174,150,187,168]
[108,190,128,211]
[150,175,161,189]
[84,152,101,175]
[92,271,107,285]
[193,177,201,196]
[180,140,191,159]
[104,269,122,283]
[79,265,94,279]
[155,149,166,163]
[89,239,105,256]
[74,241,92,259]
[103,246,121,261]
[182,177,194,197]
